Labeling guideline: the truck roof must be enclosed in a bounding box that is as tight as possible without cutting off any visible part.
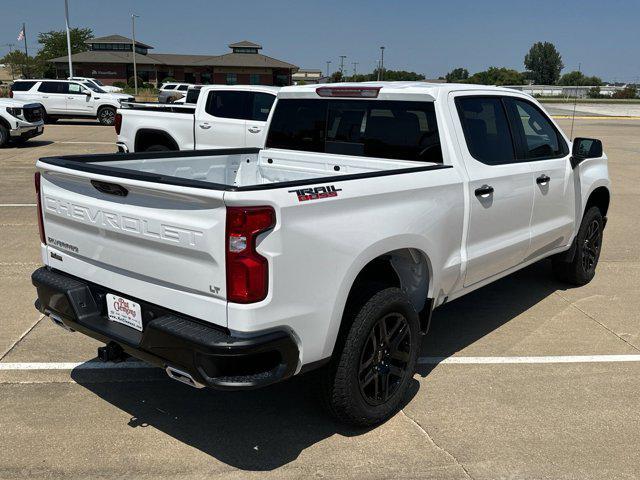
[278,81,520,101]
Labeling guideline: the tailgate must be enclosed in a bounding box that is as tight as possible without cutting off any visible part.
[37,163,228,327]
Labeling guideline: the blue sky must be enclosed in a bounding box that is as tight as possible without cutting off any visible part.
[1,0,638,82]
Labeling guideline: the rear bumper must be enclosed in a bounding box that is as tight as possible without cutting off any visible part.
[32,266,299,390]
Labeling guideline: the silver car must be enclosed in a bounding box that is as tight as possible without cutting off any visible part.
[158,83,192,103]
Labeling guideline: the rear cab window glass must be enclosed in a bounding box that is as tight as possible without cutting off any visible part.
[455,96,515,165]
[267,99,443,163]
[10,81,36,91]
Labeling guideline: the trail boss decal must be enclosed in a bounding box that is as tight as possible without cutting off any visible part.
[288,185,342,202]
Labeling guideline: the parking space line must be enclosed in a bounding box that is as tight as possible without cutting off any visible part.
[418,355,640,364]
[55,141,114,145]
[0,204,36,207]
[2,355,640,372]
[0,362,153,370]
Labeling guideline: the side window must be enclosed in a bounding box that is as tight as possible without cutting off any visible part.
[249,93,276,122]
[456,97,515,165]
[68,83,84,94]
[507,99,566,159]
[177,85,189,91]
[38,82,67,94]
[205,91,250,120]
[266,99,327,153]
[10,81,36,92]
[164,84,176,90]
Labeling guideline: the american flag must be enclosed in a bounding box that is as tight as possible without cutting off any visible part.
[17,27,25,41]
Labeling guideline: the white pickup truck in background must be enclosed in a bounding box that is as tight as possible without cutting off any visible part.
[32,82,610,426]
[116,85,279,153]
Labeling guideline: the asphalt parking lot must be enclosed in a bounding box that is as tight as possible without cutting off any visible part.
[1,117,639,480]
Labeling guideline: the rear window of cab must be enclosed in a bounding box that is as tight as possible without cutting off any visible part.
[266,99,443,163]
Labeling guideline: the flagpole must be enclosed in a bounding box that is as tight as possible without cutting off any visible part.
[64,0,74,77]
[22,22,29,78]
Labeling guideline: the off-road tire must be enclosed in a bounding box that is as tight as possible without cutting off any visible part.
[320,286,420,426]
[552,206,604,286]
[0,124,8,147]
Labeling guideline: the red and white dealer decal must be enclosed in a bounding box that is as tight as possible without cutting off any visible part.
[288,185,342,202]
[106,293,143,331]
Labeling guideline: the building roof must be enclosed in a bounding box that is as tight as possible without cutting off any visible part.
[49,50,298,70]
[228,41,262,49]
[86,34,153,49]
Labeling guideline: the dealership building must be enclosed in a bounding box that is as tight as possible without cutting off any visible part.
[49,35,298,86]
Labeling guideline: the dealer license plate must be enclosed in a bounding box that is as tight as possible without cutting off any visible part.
[106,294,143,331]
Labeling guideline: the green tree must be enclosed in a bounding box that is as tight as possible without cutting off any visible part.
[348,69,425,82]
[0,50,43,78]
[558,70,602,86]
[330,71,344,83]
[36,28,93,60]
[445,67,469,82]
[612,85,638,99]
[36,27,93,77]
[587,87,604,99]
[524,42,564,85]
[466,67,524,85]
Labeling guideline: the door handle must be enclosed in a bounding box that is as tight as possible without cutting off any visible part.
[536,174,550,185]
[199,123,211,129]
[474,184,494,197]
[248,127,261,133]
[67,97,74,99]
[42,96,49,98]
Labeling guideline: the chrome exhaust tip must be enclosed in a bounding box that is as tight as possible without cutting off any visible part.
[48,312,75,332]
[165,365,205,389]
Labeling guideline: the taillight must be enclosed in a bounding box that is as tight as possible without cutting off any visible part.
[225,206,275,303]
[114,113,122,135]
[34,172,46,244]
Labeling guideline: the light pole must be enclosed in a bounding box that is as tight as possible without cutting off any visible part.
[352,61,358,78]
[339,55,347,76]
[64,0,74,77]
[377,46,385,81]
[131,14,140,95]
[326,60,332,79]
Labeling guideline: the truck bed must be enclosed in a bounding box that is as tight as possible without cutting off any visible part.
[40,148,445,191]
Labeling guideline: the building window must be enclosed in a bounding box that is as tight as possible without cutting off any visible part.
[250,74,261,85]
[201,72,212,84]
[226,73,238,85]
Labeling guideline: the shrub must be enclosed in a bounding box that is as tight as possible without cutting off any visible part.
[612,86,638,99]
[112,81,127,89]
[127,76,144,88]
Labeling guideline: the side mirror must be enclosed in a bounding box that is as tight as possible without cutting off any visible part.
[85,90,92,97]
[571,137,603,168]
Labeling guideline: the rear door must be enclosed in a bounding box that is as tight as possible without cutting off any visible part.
[245,92,276,148]
[195,90,248,148]
[37,81,68,114]
[452,94,534,286]
[504,97,575,258]
[66,82,93,114]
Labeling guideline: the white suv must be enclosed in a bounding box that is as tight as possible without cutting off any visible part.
[11,79,134,126]
[68,77,123,93]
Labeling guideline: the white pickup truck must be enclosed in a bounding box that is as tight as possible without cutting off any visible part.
[32,82,610,425]
[0,98,45,147]
[115,85,279,152]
